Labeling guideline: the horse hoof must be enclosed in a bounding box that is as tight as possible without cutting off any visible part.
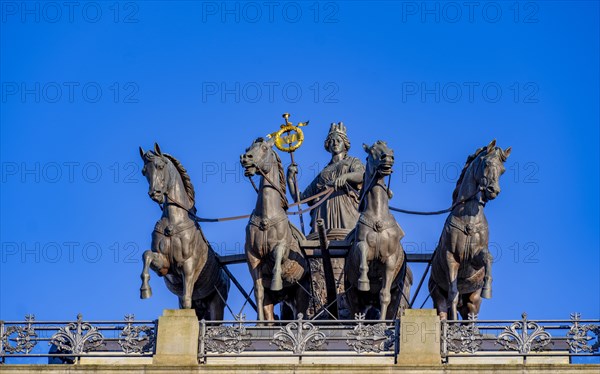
[140,288,152,299]
[271,279,283,291]
[482,288,492,299]
[358,281,370,292]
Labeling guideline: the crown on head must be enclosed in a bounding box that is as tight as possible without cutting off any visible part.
[328,122,347,136]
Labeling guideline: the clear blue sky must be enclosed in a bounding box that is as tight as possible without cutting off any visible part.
[1,1,598,325]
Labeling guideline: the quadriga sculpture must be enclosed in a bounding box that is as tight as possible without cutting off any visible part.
[139,143,230,320]
[345,141,410,320]
[429,140,511,320]
[240,138,310,321]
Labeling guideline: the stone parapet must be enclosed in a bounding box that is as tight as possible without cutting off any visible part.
[1,364,599,373]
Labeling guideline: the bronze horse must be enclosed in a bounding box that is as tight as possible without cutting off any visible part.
[139,143,230,320]
[345,141,410,320]
[240,138,310,321]
[429,140,511,320]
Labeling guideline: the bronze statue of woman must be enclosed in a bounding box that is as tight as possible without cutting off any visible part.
[286,122,365,318]
[287,122,365,240]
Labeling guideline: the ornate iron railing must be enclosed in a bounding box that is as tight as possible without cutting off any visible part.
[198,313,399,363]
[0,314,156,364]
[2,311,597,364]
[441,313,600,362]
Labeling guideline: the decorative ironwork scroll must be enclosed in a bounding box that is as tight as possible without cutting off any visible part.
[444,313,483,354]
[1,314,37,354]
[567,313,600,354]
[271,314,327,354]
[203,314,252,354]
[118,314,155,354]
[345,313,393,353]
[50,314,104,355]
[496,312,552,354]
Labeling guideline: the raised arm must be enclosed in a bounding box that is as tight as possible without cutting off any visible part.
[286,163,300,203]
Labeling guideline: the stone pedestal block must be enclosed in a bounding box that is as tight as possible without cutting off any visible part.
[397,309,441,365]
[152,309,199,366]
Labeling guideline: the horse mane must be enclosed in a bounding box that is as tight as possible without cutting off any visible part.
[358,141,386,212]
[270,147,289,211]
[358,159,375,212]
[451,146,487,204]
[162,153,196,210]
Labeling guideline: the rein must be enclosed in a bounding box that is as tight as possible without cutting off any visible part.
[159,182,334,223]
[358,167,391,212]
[389,189,481,216]
[160,159,485,222]
[389,158,487,215]
[255,166,289,207]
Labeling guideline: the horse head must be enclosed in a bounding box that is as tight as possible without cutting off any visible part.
[472,140,511,202]
[139,143,173,204]
[240,137,277,177]
[363,140,395,185]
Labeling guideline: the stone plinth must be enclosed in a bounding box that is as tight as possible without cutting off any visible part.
[152,309,199,366]
[397,309,441,365]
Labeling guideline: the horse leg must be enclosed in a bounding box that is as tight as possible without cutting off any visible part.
[458,294,470,320]
[140,250,158,299]
[388,282,402,320]
[180,257,197,309]
[357,241,371,291]
[270,243,285,291]
[208,293,225,321]
[429,277,448,320]
[252,277,265,321]
[463,290,482,319]
[345,285,360,318]
[263,292,276,321]
[446,251,460,320]
[379,255,396,320]
[246,252,265,320]
[481,247,493,299]
[190,299,208,320]
[294,280,310,318]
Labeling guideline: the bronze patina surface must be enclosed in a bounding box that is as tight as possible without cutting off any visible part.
[139,144,230,320]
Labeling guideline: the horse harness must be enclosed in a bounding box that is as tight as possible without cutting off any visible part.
[448,215,485,237]
[150,193,201,262]
[447,214,486,261]
[249,211,288,231]
[249,210,290,257]
[357,174,402,259]
[358,214,396,233]
[357,213,405,260]
[154,219,197,237]
[152,218,197,263]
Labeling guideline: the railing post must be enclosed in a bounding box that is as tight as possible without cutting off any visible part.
[441,319,447,362]
[394,318,400,364]
[198,319,206,364]
[0,320,4,364]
